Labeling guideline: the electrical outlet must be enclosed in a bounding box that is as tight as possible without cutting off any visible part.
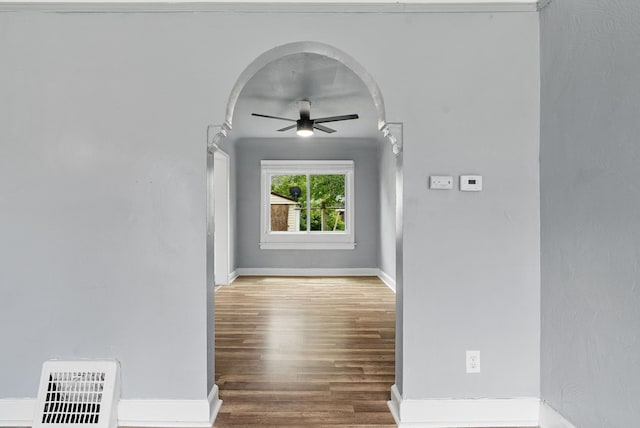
[430,175,454,190]
[466,350,480,373]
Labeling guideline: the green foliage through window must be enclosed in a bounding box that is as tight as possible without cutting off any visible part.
[270,174,346,232]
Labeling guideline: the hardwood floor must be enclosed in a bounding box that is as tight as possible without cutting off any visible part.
[214,276,397,427]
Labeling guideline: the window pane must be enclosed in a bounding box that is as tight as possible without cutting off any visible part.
[270,175,306,232]
[309,174,346,232]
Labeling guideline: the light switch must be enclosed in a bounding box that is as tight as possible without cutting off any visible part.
[460,175,482,191]
[430,176,453,190]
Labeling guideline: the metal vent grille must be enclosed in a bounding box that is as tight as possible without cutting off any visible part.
[34,361,120,428]
[42,371,105,424]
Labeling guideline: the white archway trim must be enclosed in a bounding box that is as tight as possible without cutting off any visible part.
[223,41,390,136]
[207,124,229,154]
[382,122,403,155]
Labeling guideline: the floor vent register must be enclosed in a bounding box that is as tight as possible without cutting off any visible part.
[33,360,120,428]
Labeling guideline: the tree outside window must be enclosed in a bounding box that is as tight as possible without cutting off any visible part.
[270,174,346,232]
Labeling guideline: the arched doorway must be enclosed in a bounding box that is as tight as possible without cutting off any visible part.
[207,41,404,423]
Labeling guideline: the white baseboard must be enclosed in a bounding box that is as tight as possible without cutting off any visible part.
[539,401,577,428]
[118,385,221,427]
[235,267,396,292]
[1,390,573,428]
[388,383,403,425]
[228,270,239,284]
[1,387,222,428]
[236,267,379,277]
[388,385,539,427]
[0,399,35,427]
[215,271,237,287]
[208,385,223,427]
[377,269,396,292]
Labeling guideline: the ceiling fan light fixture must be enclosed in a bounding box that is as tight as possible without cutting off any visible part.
[296,128,314,137]
[296,119,314,137]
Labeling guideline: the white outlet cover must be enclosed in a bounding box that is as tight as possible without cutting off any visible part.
[466,350,481,373]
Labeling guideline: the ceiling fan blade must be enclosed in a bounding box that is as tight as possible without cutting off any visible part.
[313,124,336,134]
[276,124,297,132]
[313,114,359,124]
[252,113,296,122]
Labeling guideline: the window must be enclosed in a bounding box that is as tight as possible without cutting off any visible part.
[260,160,355,250]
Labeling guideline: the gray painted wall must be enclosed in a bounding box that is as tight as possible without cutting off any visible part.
[398,14,540,398]
[234,138,380,269]
[0,9,539,403]
[540,1,640,426]
[0,13,211,399]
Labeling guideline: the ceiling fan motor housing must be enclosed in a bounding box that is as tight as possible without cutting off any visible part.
[297,117,314,133]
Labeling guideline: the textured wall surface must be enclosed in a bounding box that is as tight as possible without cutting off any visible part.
[0,9,539,402]
[0,12,212,400]
[398,13,540,398]
[540,1,640,426]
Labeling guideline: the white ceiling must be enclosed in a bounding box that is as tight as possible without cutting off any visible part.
[231,53,381,140]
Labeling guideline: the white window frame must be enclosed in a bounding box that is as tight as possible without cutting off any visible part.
[260,160,355,250]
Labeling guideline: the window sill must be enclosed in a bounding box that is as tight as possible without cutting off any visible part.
[259,242,356,250]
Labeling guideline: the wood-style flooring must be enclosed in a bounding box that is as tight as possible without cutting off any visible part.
[214,276,397,427]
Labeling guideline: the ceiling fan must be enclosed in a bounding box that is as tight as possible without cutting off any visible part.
[251,100,359,137]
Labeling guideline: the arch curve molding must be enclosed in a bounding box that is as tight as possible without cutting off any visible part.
[220,41,400,153]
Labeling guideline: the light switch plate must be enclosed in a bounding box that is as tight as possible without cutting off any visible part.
[460,175,482,191]
[430,176,454,190]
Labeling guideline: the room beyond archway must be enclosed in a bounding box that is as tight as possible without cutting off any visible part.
[207,41,404,424]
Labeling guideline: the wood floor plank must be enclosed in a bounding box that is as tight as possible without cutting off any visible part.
[214,276,396,427]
